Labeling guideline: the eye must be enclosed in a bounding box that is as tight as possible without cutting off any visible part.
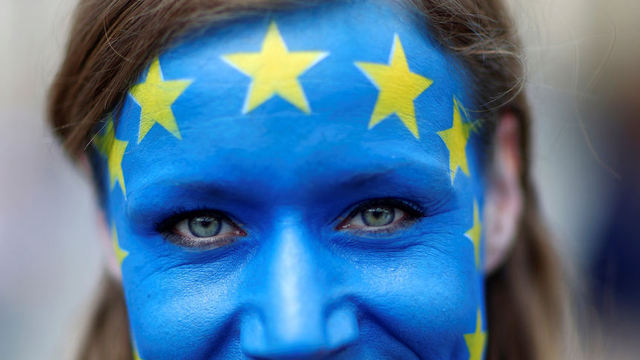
[158,210,246,250]
[183,214,223,238]
[336,199,423,234]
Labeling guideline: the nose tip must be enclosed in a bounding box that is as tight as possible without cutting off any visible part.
[241,303,359,359]
[240,219,358,358]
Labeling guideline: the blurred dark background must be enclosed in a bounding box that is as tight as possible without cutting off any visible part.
[1,0,638,358]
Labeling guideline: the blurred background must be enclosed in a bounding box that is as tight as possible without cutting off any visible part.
[0,0,638,359]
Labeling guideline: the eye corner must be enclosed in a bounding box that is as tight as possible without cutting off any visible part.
[335,219,354,231]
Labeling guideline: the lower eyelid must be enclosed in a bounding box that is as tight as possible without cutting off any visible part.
[163,231,241,249]
[347,221,417,237]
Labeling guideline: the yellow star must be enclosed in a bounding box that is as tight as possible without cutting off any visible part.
[355,34,433,139]
[129,57,192,143]
[93,117,128,196]
[465,200,482,268]
[222,21,328,114]
[464,309,487,360]
[438,97,472,183]
[111,224,128,266]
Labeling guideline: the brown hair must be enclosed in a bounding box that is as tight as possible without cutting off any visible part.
[48,0,564,359]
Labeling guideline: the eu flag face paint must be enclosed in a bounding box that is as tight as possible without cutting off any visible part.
[92,0,488,358]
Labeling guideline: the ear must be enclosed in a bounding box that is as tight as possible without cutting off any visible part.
[483,112,523,273]
[78,153,123,281]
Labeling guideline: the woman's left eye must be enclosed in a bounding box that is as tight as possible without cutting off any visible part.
[336,199,424,233]
[159,211,246,249]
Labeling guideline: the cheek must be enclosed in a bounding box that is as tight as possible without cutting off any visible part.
[353,239,481,358]
[123,259,245,359]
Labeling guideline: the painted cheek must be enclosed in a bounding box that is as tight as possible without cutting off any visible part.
[355,242,479,358]
[123,248,248,359]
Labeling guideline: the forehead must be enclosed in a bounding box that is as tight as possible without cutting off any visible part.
[112,0,474,190]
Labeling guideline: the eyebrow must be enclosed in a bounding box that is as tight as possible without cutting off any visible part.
[312,159,453,201]
[126,177,260,213]
[335,167,403,188]
[124,155,453,218]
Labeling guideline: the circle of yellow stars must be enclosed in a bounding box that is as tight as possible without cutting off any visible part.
[92,20,487,360]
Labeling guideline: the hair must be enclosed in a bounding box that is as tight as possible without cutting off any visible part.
[48,0,565,359]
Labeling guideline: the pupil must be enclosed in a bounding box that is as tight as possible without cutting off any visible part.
[188,215,221,237]
[362,207,394,227]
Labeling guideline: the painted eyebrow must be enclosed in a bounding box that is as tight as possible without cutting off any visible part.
[334,167,403,189]
[329,159,449,188]
[125,168,409,209]
[124,157,451,217]
[302,159,454,207]
[126,178,257,211]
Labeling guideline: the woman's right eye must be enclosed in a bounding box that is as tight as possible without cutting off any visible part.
[159,211,246,250]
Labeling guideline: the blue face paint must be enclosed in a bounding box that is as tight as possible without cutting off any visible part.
[91,0,488,358]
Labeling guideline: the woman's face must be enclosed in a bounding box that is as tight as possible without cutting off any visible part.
[93,0,487,358]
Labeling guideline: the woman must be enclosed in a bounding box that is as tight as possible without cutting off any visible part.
[48,0,564,359]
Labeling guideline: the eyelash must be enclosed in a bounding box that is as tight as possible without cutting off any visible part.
[155,199,425,249]
[335,198,425,234]
[155,207,246,249]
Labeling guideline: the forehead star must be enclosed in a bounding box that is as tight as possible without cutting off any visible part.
[93,117,128,196]
[222,21,328,114]
[355,34,433,139]
[129,57,192,143]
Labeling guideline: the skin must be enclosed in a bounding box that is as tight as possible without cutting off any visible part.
[90,0,511,358]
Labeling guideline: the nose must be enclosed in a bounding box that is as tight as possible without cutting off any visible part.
[240,220,359,358]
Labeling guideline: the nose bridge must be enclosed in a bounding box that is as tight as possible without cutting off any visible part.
[268,223,324,339]
[241,215,358,358]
